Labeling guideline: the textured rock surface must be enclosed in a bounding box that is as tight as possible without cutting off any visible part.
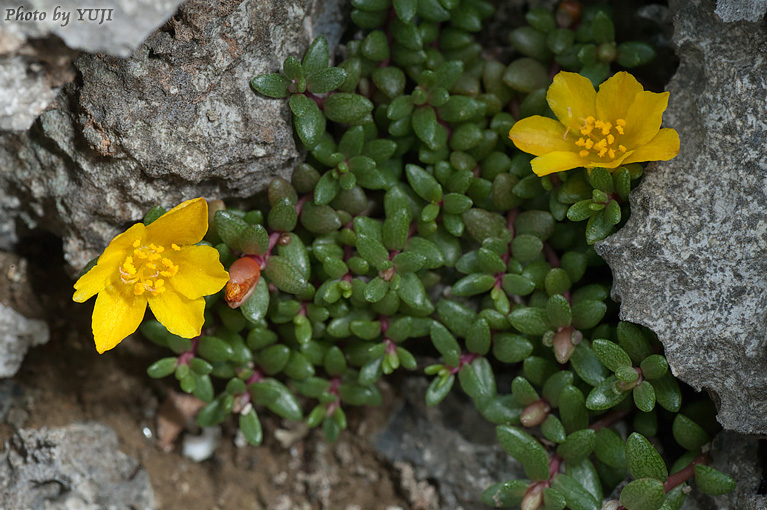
[682,431,767,510]
[0,252,49,378]
[373,378,525,510]
[597,0,767,435]
[0,0,185,131]
[0,422,155,509]
[715,0,767,21]
[0,0,346,270]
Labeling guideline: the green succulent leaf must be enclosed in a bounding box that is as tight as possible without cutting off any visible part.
[586,375,630,411]
[672,414,710,451]
[594,428,627,469]
[557,429,596,463]
[549,473,600,510]
[496,425,550,481]
[620,478,665,510]
[251,73,292,98]
[481,480,530,508]
[693,465,736,496]
[626,432,668,482]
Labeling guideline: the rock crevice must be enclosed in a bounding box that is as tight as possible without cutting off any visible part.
[597,0,767,435]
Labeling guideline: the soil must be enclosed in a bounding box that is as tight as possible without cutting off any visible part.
[0,242,415,510]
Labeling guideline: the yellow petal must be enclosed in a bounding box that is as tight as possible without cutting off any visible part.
[509,116,574,156]
[92,284,147,354]
[595,71,645,122]
[622,128,680,164]
[621,90,670,147]
[145,198,209,247]
[531,151,587,176]
[546,72,596,130]
[170,245,230,300]
[73,222,147,303]
[148,290,205,339]
[581,150,635,170]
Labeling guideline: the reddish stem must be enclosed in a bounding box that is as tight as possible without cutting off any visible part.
[329,376,342,395]
[448,353,480,375]
[664,453,709,493]
[543,243,560,268]
[379,315,390,334]
[589,409,631,432]
[507,208,519,238]
[296,194,310,216]
[548,454,562,479]
[177,337,200,366]
[378,8,396,68]
[436,115,454,138]
[305,91,327,109]
[267,231,281,254]
[246,370,264,385]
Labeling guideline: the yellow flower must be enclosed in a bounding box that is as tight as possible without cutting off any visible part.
[73,198,229,354]
[509,71,680,177]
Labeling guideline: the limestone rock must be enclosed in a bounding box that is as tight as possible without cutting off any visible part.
[0,306,48,379]
[0,422,155,509]
[0,0,346,270]
[373,378,525,510]
[0,252,49,378]
[715,0,767,21]
[0,0,185,132]
[596,0,767,435]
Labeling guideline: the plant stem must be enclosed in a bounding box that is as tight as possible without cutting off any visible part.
[664,453,708,493]
[589,409,630,432]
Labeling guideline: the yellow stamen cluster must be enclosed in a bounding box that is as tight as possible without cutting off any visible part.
[120,239,179,296]
[575,116,628,160]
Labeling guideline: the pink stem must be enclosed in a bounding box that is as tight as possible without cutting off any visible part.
[663,454,708,493]
[177,337,199,365]
[449,353,480,375]
[589,409,630,432]
[296,194,310,216]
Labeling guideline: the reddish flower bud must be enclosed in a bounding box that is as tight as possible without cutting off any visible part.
[553,327,577,364]
[521,400,551,428]
[225,257,261,309]
[521,483,545,510]
[556,0,582,28]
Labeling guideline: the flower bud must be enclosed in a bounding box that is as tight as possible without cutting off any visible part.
[598,42,617,63]
[521,483,544,510]
[556,0,582,28]
[225,257,261,308]
[520,400,551,427]
[553,327,576,364]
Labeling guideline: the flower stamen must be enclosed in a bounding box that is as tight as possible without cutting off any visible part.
[120,240,178,296]
[574,116,626,161]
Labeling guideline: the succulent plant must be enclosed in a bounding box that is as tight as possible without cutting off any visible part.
[131,2,734,509]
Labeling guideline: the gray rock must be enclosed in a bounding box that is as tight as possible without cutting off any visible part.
[0,0,346,270]
[0,0,185,132]
[715,0,767,21]
[0,422,155,510]
[0,305,48,378]
[596,0,767,435]
[2,0,185,57]
[0,252,49,378]
[682,431,767,510]
[372,378,525,510]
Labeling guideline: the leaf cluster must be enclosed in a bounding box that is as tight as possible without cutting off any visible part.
[141,3,733,510]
